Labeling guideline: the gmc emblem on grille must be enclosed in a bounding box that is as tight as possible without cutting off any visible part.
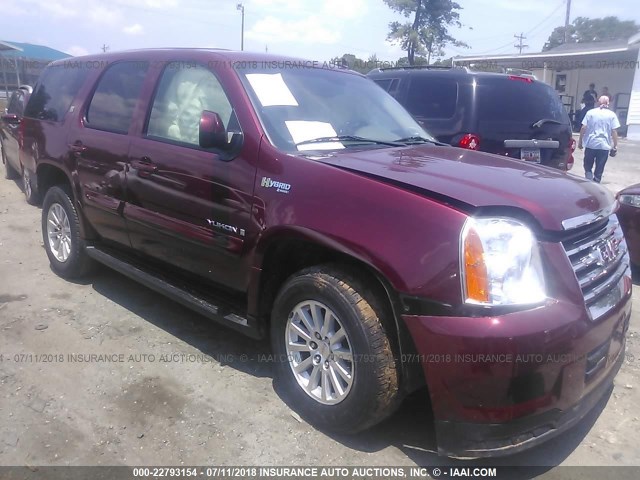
[595,239,618,266]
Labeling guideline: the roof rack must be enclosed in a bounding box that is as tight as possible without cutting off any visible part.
[375,65,469,72]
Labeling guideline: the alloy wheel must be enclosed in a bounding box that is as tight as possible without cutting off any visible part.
[46,203,72,262]
[285,300,354,405]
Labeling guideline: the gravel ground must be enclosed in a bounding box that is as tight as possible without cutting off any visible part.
[1,146,640,475]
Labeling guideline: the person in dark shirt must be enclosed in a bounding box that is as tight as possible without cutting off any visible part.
[583,83,598,109]
[579,83,598,124]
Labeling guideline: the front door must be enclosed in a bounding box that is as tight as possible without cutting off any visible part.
[124,62,257,291]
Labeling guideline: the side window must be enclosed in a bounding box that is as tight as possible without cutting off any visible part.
[388,79,400,97]
[373,78,400,97]
[146,62,233,147]
[406,78,458,119]
[86,62,149,134]
[6,92,20,114]
[15,92,25,115]
[24,65,89,121]
[373,79,393,91]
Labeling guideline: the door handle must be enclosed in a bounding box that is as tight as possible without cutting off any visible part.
[130,157,158,177]
[68,142,87,157]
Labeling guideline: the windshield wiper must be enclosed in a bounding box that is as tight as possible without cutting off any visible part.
[295,135,404,148]
[393,136,448,146]
[531,118,563,128]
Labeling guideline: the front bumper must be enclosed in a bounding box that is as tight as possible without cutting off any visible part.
[403,289,631,457]
[436,341,624,457]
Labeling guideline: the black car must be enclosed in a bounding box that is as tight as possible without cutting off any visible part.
[1,85,33,193]
[367,66,576,170]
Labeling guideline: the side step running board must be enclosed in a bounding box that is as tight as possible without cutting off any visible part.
[85,246,261,339]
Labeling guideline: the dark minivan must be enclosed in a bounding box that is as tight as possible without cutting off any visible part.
[368,67,576,170]
[18,50,630,458]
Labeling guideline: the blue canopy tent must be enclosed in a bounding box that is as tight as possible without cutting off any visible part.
[0,40,70,99]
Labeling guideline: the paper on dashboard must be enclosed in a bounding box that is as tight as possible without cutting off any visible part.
[246,73,299,107]
[285,121,345,151]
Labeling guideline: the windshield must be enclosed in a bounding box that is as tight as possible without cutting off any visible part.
[237,66,434,152]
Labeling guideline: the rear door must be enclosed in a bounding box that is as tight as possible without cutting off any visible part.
[124,61,257,291]
[22,64,90,186]
[69,61,149,247]
[474,77,572,169]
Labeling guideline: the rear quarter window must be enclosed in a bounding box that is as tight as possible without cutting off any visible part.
[24,65,89,121]
[405,77,458,119]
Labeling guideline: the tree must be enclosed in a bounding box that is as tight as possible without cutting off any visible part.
[384,0,468,65]
[330,53,381,74]
[431,56,453,66]
[543,16,640,51]
[396,55,429,67]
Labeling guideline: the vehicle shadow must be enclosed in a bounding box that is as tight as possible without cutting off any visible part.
[321,387,611,478]
[88,266,273,378]
[88,266,610,475]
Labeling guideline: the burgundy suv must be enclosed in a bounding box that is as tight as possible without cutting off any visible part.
[20,50,631,457]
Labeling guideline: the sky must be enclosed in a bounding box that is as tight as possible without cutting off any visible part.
[1,0,640,61]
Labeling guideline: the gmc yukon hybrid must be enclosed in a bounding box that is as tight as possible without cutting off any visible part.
[20,50,631,458]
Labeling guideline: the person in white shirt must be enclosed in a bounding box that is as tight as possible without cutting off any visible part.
[578,95,620,183]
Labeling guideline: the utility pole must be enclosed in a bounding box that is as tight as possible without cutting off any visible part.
[237,3,245,51]
[564,0,572,43]
[514,33,528,54]
[101,44,109,53]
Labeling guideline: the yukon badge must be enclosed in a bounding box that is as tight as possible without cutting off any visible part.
[206,219,245,237]
[261,177,291,194]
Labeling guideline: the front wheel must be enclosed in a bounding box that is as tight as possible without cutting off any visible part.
[271,266,400,433]
[42,185,93,278]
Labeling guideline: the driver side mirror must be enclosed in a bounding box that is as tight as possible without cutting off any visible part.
[199,110,227,149]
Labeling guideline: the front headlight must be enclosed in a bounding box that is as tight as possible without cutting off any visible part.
[460,217,546,306]
[619,194,640,208]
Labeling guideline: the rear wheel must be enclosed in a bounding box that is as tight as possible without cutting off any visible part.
[22,166,40,205]
[271,265,400,433]
[1,142,19,180]
[42,185,93,278]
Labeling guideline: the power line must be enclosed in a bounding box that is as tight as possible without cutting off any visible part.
[458,0,565,56]
[524,0,565,37]
[465,38,518,55]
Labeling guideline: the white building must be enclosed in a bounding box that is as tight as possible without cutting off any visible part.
[453,34,640,139]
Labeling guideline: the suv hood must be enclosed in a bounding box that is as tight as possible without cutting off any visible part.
[307,145,614,232]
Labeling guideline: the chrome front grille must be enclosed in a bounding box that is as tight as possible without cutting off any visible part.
[562,215,630,321]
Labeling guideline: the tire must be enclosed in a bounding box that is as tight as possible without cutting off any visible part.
[41,185,94,279]
[1,142,19,180]
[22,166,40,205]
[271,265,400,434]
